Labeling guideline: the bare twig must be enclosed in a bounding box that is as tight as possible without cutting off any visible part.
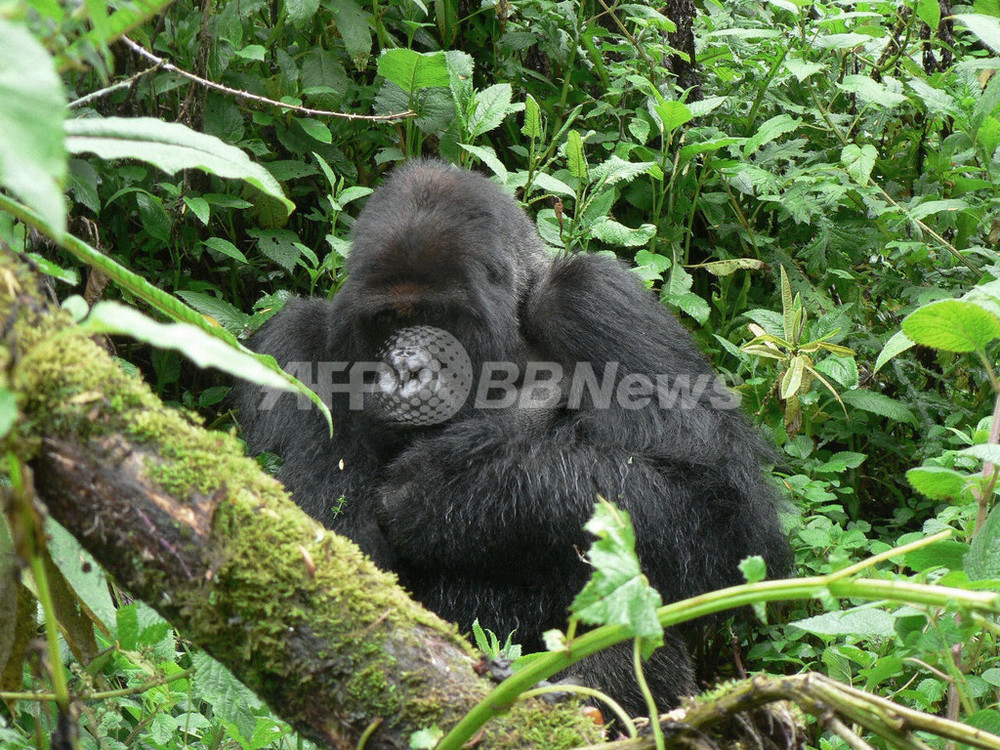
[118,37,415,121]
[69,62,164,109]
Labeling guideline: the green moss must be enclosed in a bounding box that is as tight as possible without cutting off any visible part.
[345,664,400,716]
[481,700,604,749]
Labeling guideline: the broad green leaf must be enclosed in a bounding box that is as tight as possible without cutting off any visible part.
[590,219,656,247]
[780,355,806,399]
[45,519,116,631]
[0,388,17,440]
[248,228,304,272]
[184,195,210,225]
[571,501,664,658]
[590,155,655,187]
[81,302,297,392]
[965,503,1000,580]
[917,0,941,30]
[839,75,908,108]
[908,198,968,221]
[297,118,332,144]
[955,14,1000,54]
[841,389,917,425]
[522,94,541,139]
[902,298,1000,352]
[672,291,710,325]
[459,143,508,182]
[906,466,969,501]
[841,143,877,184]
[176,291,253,334]
[744,114,800,157]
[686,258,765,276]
[873,330,915,374]
[905,540,969,573]
[287,0,320,27]
[469,83,516,138]
[66,117,294,218]
[791,606,897,638]
[327,0,371,68]
[654,100,692,133]
[0,20,67,235]
[377,49,449,92]
[813,451,866,473]
[959,443,1000,464]
[566,130,587,179]
[784,55,824,82]
[203,237,248,264]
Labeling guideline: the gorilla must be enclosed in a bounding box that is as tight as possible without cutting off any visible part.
[234,159,789,716]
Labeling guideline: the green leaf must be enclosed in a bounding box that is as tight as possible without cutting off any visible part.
[744,114,800,157]
[522,94,541,139]
[45,519,116,631]
[671,291,711,325]
[908,198,968,221]
[286,0,320,27]
[81,302,297,392]
[571,501,664,658]
[784,55,825,82]
[297,118,332,144]
[790,606,897,638]
[687,258,765,276]
[959,443,1000,464]
[203,237,248,264]
[377,49,449,92]
[458,144,508,182]
[66,117,294,218]
[841,143,877,184]
[839,75,908,108]
[469,83,515,138]
[590,155,656,187]
[965,503,1000,581]
[873,330,915,374]
[248,228,304,272]
[410,726,444,750]
[653,100,692,133]
[841,389,917,425]
[184,195,210,225]
[780,355,806,399]
[955,14,1000,54]
[902,298,1000,352]
[590,219,656,247]
[175,291,253,334]
[917,0,941,30]
[327,0,371,68]
[566,130,587,179]
[905,540,969,573]
[0,20,67,235]
[0,388,16,439]
[906,466,969,501]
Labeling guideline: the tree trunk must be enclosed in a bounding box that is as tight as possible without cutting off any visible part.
[3,249,602,749]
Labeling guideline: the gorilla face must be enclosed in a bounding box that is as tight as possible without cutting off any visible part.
[235,158,790,718]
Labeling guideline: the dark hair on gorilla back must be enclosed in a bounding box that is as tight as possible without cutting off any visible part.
[234,158,790,716]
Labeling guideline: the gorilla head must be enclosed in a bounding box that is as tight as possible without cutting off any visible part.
[235,158,790,717]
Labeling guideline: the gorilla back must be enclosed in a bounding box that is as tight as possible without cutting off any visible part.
[234,159,790,716]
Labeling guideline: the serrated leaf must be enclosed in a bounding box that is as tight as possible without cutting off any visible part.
[376,48,449,92]
[908,198,968,221]
[66,117,293,217]
[654,100,692,134]
[458,143,507,182]
[874,330,915,374]
[522,94,541,139]
[839,75,908,108]
[917,0,941,29]
[571,501,664,658]
[956,14,1000,54]
[744,114,801,157]
[566,130,587,179]
[287,0,320,27]
[959,443,1000,464]
[590,219,655,247]
[902,298,1000,352]
[175,291,252,334]
[249,228,303,272]
[328,0,371,68]
[687,258,765,276]
[965,503,1000,580]
[590,155,655,187]
[906,466,969,501]
[0,20,67,235]
[469,83,514,138]
[784,55,825,82]
[791,607,897,638]
[841,143,877,184]
[841,389,917,424]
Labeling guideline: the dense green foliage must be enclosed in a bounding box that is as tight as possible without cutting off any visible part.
[3,0,1000,748]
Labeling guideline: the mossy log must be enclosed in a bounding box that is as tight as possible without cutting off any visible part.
[2,251,603,750]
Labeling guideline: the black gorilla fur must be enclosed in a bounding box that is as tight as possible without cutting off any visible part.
[234,159,789,716]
